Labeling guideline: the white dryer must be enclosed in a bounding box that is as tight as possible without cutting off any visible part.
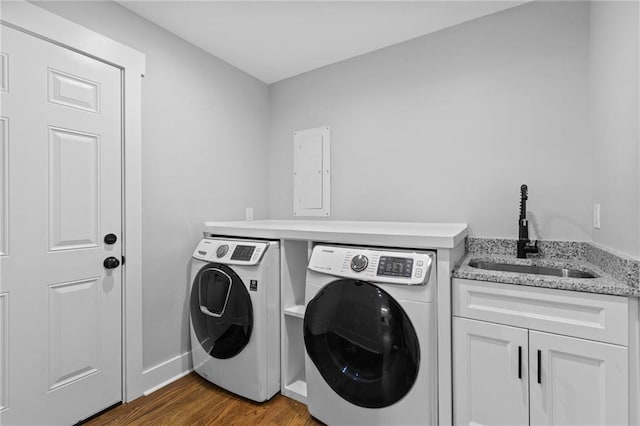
[304,244,437,425]
[189,237,280,402]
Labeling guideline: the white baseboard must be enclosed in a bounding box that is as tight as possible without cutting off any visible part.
[141,351,193,396]
[629,299,640,426]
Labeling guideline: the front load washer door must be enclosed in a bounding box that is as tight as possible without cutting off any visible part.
[190,263,253,359]
[304,279,420,408]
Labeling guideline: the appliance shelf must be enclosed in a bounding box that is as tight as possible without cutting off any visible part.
[283,379,307,404]
[284,304,306,319]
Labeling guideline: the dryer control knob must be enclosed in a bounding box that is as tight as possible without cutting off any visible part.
[216,245,229,258]
[351,255,369,272]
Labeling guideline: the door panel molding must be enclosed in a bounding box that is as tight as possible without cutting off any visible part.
[1,0,146,401]
[47,68,100,114]
[0,293,8,412]
[48,126,101,251]
[0,52,7,92]
[0,117,7,257]
[48,278,101,391]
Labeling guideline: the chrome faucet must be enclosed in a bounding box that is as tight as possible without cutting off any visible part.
[517,184,539,258]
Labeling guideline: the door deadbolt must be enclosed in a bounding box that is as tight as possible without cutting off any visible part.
[103,256,120,269]
[104,233,117,245]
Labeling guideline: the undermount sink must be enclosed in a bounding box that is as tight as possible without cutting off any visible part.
[468,260,598,279]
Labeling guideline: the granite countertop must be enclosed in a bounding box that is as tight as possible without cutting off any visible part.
[453,246,640,298]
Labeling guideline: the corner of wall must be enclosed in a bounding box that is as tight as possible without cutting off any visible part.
[588,0,640,259]
[141,351,193,396]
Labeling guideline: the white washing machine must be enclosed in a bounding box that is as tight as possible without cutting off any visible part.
[303,244,437,425]
[189,237,280,402]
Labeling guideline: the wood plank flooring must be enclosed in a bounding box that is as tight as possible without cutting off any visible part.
[85,373,322,425]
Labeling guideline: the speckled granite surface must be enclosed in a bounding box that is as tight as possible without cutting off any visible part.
[585,243,639,288]
[456,238,640,297]
[465,238,588,260]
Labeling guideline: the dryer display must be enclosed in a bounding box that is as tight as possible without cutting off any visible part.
[231,245,255,261]
[377,256,413,277]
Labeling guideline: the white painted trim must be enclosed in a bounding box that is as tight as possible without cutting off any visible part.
[629,297,640,426]
[436,243,465,426]
[1,1,146,402]
[0,293,8,413]
[143,369,192,397]
[142,351,193,396]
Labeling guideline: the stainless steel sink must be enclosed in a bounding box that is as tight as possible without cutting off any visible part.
[468,260,598,279]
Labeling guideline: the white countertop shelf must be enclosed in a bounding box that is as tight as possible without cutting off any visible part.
[284,305,306,319]
[203,219,467,249]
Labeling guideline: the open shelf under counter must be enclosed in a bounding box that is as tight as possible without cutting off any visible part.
[284,304,306,319]
[282,379,307,404]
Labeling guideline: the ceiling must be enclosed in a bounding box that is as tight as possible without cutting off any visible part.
[117,1,529,84]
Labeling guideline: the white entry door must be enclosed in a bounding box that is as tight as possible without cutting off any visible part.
[0,23,123,425]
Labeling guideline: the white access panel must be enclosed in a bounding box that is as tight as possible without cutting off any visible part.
[293,126,330,217]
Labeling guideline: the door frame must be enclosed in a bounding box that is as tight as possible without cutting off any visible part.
[1,1,146,402]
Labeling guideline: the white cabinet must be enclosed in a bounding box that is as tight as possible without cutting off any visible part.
[453,317,529,426]
[529,331,627,426]
[453,279,629,426]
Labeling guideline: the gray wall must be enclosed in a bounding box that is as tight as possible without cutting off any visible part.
[268,1,592,242]
[589,1,639,258]
[33,0,639,393]
[34,2,270,371]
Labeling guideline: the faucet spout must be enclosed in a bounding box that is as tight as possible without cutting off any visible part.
[517,185,539,259]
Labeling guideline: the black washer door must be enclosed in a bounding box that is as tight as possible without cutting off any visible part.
[304,279,420,408]
[190,263,253,359]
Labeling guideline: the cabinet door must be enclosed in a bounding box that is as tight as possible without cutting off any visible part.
[529,331,628,426]
[453,317,529,426]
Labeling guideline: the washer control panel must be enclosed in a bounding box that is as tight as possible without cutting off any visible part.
[308,245,435,285]
[377,256,413,278]
[193,238,269,266]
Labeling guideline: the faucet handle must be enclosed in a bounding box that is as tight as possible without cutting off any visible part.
[526,240,540,254]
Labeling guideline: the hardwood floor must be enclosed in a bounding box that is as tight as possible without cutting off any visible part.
[85,373,322,425]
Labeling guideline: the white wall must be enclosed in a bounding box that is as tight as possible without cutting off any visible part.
[34,1,270,384]
[589,0,640,258]
[268,1,592,242]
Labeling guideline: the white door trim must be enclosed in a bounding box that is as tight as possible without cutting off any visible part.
[1,0,146,402]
